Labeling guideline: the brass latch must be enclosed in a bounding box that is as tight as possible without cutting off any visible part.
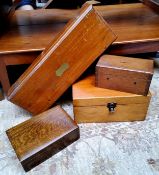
[107,103,117,112]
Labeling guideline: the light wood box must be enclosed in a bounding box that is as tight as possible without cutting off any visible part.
[73,75,151,123]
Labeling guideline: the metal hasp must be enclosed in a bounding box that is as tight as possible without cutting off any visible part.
[107,102,117,112]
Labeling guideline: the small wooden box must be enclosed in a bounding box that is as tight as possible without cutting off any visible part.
[7,4,116,115]
[73,75,151,123]
[96,55,154,95]
[6,106,79,172]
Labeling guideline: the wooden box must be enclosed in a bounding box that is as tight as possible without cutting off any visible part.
[6,106,79,172]
[73,75,151,123]
[96,55,154,95]
[7,3,116,115]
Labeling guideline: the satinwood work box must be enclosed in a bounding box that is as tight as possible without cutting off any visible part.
[73,75,151,123]
[6,106,79,172]
[96,55,154,95]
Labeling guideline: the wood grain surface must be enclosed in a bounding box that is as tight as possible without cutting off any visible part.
[0,3,159,55]
[96,55,154,95]
[6,105,79,172]
[7,4,116,115]
[73,75,151,123]
[2,52,40,66]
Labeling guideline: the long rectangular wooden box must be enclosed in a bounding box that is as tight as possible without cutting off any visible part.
[6,106,79,172]
[7,3,116,115]
[73,75,151,123]
[96,55,154,95]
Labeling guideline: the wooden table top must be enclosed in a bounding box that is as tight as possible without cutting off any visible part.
[0,3,159,54]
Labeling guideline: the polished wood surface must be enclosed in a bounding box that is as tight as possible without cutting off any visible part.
[2,52,40,65]
[97,55,154,72]
[10,9,78,25]
[7,4,116,115]
[96,55,154,95]
[0,23,65,54]
[108,40,159,55]
[6,106,79,172]
[73,75,151,123]
[0,3,159,54]
[1,3,159,94]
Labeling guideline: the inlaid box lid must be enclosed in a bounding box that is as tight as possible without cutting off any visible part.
[6,106,79,171]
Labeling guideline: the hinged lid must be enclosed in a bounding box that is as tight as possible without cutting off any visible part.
[96,55,154,77]
[6,106,79,162]
[73,75,151,107]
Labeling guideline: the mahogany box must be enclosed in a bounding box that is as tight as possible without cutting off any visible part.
[96,55,154,95]
[73,75,151,123]
[6,106,79,172]
[7,3,116,115]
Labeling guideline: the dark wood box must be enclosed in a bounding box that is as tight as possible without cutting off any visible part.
[96,55,154,95]
[73,75,151,123]
[7,3,116,115]
[6,106,79,172]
